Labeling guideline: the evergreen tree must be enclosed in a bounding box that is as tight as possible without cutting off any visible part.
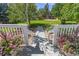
[0,3,8,23]
[44,3,49,19]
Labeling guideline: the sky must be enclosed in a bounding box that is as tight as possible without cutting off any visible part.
[36,3,55,11]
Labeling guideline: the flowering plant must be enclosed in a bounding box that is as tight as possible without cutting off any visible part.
[0,31,23,56]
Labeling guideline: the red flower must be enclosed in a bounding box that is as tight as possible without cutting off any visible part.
[58,36,65,48]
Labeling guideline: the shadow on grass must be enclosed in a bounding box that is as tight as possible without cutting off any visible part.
[28,23,51,31]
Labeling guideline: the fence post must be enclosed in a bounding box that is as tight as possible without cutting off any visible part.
[22,25,29,46]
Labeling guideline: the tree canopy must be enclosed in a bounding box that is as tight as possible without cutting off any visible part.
[0,3,79,24]
[0,3,8,23]
[51,3,79,24]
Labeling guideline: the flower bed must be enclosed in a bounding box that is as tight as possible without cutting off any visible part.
[57,35,76,56]
[0,29,24,56]
[56,26,79,56]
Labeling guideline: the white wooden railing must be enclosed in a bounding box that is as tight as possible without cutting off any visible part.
[0,24,29,46]
[52,24,79,44]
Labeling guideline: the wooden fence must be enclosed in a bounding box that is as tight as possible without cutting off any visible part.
[52,24,79,55]
[53,25,79,43]
[0,24,29,45]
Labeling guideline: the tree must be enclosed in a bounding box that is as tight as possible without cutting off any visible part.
[27,3,37,20]
[72,4,79,23]
[7,3,27,23]
[0,3,8,23]
[51,3,64,18]
[37,3,51,20]
[51,3,79,24]
[44,3,50,19]
[60,4,73,20]
[26,3,37,25]
[37,8,45,20]
[60,4,79,24]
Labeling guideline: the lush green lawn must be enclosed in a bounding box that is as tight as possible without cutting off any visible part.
[17,19,78,25]
[30,19,61,25]
[18,19,61,25]
[65,21,77,24]
[17,19,61,30]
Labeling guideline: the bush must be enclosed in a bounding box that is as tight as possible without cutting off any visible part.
[0,31,24,56]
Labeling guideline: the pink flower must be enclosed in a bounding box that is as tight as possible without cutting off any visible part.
[0,37,3,41]
[0,47,3,54]
[0,33,4,40]
[9,44,16,49]
[6,32,14,40]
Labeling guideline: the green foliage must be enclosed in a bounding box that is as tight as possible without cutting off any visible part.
[0,3,8,23]
[37,3,52,20]
[51,3,79,24]
[1,3,79,24]
[37,8,45,20]
[7,3,27,23]
[27,19,61,30]
[44,3,50,19]
[27,3,37,20]
[60,4,74,21]
[51,3,64,18]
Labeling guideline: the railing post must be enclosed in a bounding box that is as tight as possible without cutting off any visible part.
[22,25,29,46]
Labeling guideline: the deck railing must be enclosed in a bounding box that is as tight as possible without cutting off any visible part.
[0,24,29,45]
[53,24,79,55]
[53,25,78,42]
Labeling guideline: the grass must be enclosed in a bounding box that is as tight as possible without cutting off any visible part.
[17,19,78,30]
[30,19,61,25]
[29,19,61,30]
[18,19,61,25]
[17,19,61,30]
[65,21,77,24]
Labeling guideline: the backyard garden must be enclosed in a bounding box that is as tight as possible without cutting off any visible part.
[0,3,79,56]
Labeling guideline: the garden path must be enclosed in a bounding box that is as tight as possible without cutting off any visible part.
[17,26,62,56]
